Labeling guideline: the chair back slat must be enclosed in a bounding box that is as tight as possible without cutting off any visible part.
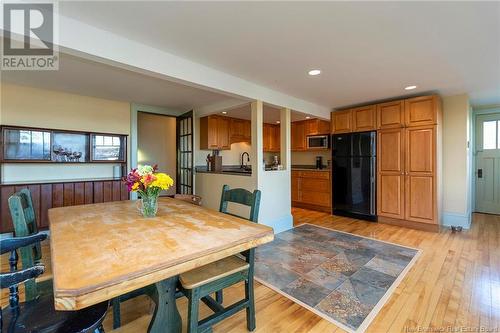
[219,185,261,223]
[8,189,42,301]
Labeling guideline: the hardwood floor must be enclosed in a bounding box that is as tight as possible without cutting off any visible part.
[2,209,498,332]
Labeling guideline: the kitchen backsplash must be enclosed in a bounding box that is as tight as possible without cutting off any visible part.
[291,150,331,166]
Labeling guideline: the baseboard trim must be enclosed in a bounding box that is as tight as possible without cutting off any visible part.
[378,216,440,232]
[291,201,331,213]
[261,214,293,234]
[442,211,471,229]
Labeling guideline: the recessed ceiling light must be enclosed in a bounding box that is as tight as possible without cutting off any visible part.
[308,69,321,76]
[305,116,311,119]
[222,111,227,114]
[404,85,417,90]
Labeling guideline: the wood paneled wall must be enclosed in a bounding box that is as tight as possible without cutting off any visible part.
[0,180,129,233]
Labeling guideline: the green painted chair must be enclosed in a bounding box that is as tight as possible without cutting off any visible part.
[179,184,261,333]
[8,189,53,302]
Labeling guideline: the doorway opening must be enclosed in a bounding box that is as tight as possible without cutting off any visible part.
[137,111,177,196]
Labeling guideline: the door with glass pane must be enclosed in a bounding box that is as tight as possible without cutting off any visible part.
[475,113,500,214]
[176,111,193,194]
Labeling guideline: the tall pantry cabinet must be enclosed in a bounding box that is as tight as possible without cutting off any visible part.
[377,95,442,230]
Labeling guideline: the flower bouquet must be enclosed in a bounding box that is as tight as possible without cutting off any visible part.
[123,165,174,217]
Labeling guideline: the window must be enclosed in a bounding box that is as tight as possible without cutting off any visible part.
[483,120,498,150]
[92,135,124,161]
[3,128,51,160]
[498,121,500,148]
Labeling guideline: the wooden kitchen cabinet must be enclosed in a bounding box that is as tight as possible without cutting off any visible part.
[377,122,440,230]
[291,121,306,151]
[291,170,331,212]
[405,125,436,224]
[374,94,441,230]
[377,128,405,220]
[217,116,230,150]
[199,115,231,150]
[352,105,376,132]
[377,100,404,129]
[263,123,280,152]
[230,118,251,144]
[291,171,300,202]
[331,110,353,134]
[404,95,440,127]
[305,119,330,135]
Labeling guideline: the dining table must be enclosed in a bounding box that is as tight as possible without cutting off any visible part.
[48,197,274,332]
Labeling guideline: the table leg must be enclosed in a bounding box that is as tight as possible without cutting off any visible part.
[148,276,182,333]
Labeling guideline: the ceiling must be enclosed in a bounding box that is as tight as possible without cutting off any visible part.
[60,1,500,107]
[1,53,238,111]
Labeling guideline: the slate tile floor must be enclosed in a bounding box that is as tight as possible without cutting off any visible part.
[254,224,419,332]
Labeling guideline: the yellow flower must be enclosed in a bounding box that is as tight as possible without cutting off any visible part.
[150,173,174,190]
[131,182,140,191]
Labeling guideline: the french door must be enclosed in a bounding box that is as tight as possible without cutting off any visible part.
[176,111,194,194]
[475,113,500,214]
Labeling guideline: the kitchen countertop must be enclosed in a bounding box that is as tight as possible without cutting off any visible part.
[291,165,330,171]
[195,165,252,177]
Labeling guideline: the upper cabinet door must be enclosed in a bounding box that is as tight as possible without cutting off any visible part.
[216,116,230,150]
[291,122,306,150]
[305,119,331,135]
[377,101,404,129]
[331,110,352,134]
[352,106,376,132]
[405,95,440,127]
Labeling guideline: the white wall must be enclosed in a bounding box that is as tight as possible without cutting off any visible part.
[442,94,471,228]
[1,84,130,183]
[195,172,255,217]
[137,112,177,196]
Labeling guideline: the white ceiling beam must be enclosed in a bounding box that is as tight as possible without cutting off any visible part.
[45,15,330,119]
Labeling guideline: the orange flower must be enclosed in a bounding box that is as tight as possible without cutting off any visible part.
[141,174,156,188]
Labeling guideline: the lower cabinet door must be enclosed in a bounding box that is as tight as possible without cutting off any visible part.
[300,191,330,207]
[377,174,405,219]
[405,175,435,224]
[291,176,300,202]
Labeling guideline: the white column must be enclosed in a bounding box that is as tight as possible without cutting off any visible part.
[251,100,264,187]
[280,108,291,170]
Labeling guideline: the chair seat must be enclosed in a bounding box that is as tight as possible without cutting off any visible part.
[180,256,249,289]
[1,294,108,333]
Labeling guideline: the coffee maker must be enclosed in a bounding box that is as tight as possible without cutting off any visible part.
[316,156,323,169]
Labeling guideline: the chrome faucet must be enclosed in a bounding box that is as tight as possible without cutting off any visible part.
[241,152,250,169]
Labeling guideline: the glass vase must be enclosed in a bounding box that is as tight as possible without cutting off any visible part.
[139,194,159,218]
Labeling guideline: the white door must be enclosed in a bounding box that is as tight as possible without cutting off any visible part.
[475,113,500,214]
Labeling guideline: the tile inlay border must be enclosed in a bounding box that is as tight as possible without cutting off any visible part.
[255,223,422,333]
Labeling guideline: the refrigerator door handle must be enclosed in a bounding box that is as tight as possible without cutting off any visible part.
[370,157,376,215]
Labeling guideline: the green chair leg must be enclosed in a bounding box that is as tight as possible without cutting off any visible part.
[188,288,201,333]
[112,298,121,329]
[245,278,256,331]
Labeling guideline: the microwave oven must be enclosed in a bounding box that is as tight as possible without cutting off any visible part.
[307,135,329,149]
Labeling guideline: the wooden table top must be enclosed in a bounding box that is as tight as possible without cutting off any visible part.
[49,198,274,310]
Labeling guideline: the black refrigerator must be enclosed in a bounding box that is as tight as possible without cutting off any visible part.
[332,131,377,221]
